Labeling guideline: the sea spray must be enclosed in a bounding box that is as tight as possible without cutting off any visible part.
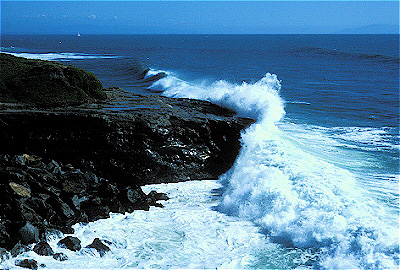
[154,72,399,268]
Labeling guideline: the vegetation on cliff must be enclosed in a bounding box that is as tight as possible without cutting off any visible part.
[0,53,106,106]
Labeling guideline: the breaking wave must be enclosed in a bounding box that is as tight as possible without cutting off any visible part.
[152,71,399,269]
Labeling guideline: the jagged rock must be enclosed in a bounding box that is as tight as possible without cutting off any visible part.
[13,155,26,166]
[71,195,89,210]
[33,241,54,256]
[0,56,253,252]
[86,238,110,257]
[18,222,39,244]
[53,252,68,261]
[84,205,110,221]
[0,89,253,186]
[15,259,38,270]
[46,160,61,172]
[11,242,30,257]
[58,236,81,251]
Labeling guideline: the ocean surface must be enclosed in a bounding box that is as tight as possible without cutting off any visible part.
[1,34,399,269]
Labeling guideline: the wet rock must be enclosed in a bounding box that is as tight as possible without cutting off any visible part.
[43,228,63,241]
[147,190,169,202]
[15,259,38,270]
[84,205,110,221]
[33,241,54,256]
[58,236,81,251]
[0,56,253,252]
[11,242,30,257]
[86,238,110,257]
[126,187,143,204]
[18,222,39,244]
[0,248,10,262]
[53,252,68,261]
[0,89,253,186]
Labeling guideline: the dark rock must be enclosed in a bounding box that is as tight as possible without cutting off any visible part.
[71,195,89,210]
[83,205,110,221]
[0,247,10,262]
[53,252,68,261]
[58,236,81,251]
[62,179,86,194]
[46,160,62,175]
[18,222,39,244]
[0,222,10,246]
[13,155,25,166]
[147,190,169,201]
[126,187,143,204]
[0,89,253,186]
[104,197,125,213]
[86,238,110,257]
[0,56,253,252]
[11,242,30,257]
[15,259,38,270]
[33,241,54,256]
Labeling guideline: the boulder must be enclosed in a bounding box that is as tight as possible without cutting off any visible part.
[86,238,110,257]
[33,241,54,256]
[11,242,29,257]
[18,222,39,244]
[58,236,81,251]
[53,252,68,261]
[15,259,38,270]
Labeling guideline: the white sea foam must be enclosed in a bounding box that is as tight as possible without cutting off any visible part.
[2,52,118,61]
[153,72,399,268]
[0,181,301,269]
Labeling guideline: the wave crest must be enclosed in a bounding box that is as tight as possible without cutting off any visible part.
[152,71,399,268]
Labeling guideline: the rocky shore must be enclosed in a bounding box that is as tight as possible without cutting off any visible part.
[0,53,253,267]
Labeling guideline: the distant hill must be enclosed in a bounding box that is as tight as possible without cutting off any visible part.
[334,24,399,34]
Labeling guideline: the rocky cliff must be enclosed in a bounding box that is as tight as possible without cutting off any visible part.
[0,54,253,255]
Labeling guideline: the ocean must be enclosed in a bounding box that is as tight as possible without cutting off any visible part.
[1,34,399,269]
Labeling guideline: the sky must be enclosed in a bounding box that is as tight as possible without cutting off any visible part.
[1,1,399,34]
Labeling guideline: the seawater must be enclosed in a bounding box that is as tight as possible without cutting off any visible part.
[1,35,399,269]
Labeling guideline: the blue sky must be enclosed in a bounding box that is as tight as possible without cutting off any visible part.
[1,1,399,34]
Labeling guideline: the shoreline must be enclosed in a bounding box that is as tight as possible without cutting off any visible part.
[0,54,253,268]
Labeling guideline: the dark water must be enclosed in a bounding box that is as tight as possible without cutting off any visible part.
[1,34,399,268]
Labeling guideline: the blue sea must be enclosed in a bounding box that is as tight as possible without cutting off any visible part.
[1,34,399,269]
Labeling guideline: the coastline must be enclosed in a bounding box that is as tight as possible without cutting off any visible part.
[0,53,253,267]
